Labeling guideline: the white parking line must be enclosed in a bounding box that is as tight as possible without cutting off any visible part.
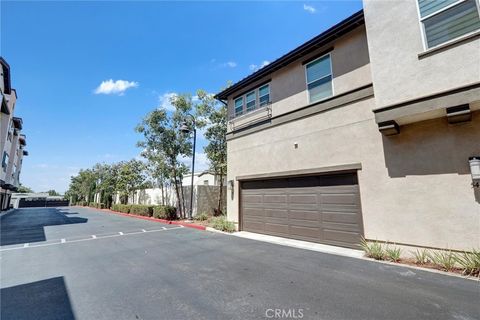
[0,226,184,252]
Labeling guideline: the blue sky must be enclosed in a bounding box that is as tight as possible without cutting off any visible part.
[1,0,362,193]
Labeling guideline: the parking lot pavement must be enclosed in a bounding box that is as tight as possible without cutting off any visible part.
[1,207,478,320]
[0,207,175,248]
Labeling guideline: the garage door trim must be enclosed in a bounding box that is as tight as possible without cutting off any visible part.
[236,163,362,182]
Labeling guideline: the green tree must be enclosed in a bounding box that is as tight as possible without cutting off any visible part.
[136,93,197,217]
[47,190,60,196]
[92,163,119,208]
[115,159,147,204]
[17,185,34,193]
[196,90,227,215]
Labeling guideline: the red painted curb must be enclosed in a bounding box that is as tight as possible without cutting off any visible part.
[72,205,206,231]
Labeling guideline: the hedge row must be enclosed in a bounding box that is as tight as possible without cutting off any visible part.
[89,202,106,209]
[110,204,177,220]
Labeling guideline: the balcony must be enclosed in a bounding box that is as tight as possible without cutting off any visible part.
[19,134,26,146]
[12,117,23,130]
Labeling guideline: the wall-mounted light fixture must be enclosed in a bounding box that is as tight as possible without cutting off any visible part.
[446,104,471,124]
[469,157,480,188]
[227,180,234,190]
[378,120,400,136]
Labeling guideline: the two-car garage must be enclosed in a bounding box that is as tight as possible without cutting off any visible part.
[239,172,364,249]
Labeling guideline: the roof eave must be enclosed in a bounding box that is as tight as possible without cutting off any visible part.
[214,9,364,101]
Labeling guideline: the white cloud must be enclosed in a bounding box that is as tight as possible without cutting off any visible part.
[303,4,316,14]
[222,61,237,68]
[158,92,178,111]
[94,79,139,95]
[249,60,270,72]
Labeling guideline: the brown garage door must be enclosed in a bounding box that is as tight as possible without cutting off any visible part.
[240,173,364,249]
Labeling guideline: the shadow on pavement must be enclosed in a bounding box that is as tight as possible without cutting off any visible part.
[1,277,76,320]
[0,208,87,246]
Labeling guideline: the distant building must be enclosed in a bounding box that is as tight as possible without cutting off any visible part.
[0,57,28,211]
[11,193,68,208]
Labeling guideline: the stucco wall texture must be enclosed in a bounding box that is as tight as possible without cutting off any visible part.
[224,16,480,251]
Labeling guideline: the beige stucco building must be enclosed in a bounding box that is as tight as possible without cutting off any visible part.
[215,3,480,252]
[1,57,28,211]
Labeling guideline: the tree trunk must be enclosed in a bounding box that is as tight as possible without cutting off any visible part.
[172,167,182,218]
[160,177,165,206]
[217,170,224,216]
[180,181,186,219]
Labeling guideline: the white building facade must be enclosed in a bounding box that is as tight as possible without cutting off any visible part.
[1,57,28,211]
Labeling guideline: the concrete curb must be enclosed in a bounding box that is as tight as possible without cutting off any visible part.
[73,206,206,231]
[205,226,236,235]
[359,256,479,281]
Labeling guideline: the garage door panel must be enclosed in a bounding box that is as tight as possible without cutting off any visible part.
[289,194,317,204]
[243,219,266,231]
[265,209,288,219]
[290,225,321,238]
[288,210,320,221]
[323,221,361,233]
[240,172,363,249]
[243,207,265,217]
[264,223,290,234]
[264,195,287,203]
[321,204,359,212]
[242,194,263,204]
[324,229,362,245]
[321,193,358,205]
[323,211,360,224]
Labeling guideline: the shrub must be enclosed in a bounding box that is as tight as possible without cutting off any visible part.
[412,249,430,265]
[129,205,153,217]
[112,204,131,213]
[194,212,209,221]
[211,216,236,233]
[455,249,480,277]
[89,202,96,207]
[429,250,457,271]
[99,203,105,209]
[153,206,177,220]
[385,245,401,262]
[361,238,385,260]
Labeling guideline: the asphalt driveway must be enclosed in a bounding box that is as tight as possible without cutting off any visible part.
[1,207,478,320]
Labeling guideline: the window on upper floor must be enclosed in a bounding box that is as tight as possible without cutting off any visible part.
[233,84,271,117]
[246,91,256,112]
[2,152,9,171]
[259,84,270,107]
[418,0,480,49]
[234,97,244,116]
[305,54,333,103]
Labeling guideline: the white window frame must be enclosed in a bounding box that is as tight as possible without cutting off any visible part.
[234,97,244,117]
[245,90,257,112]
[232,83,271,119]
[304,53,334,104]
[258,84,270,107]
[416,0,480,50]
